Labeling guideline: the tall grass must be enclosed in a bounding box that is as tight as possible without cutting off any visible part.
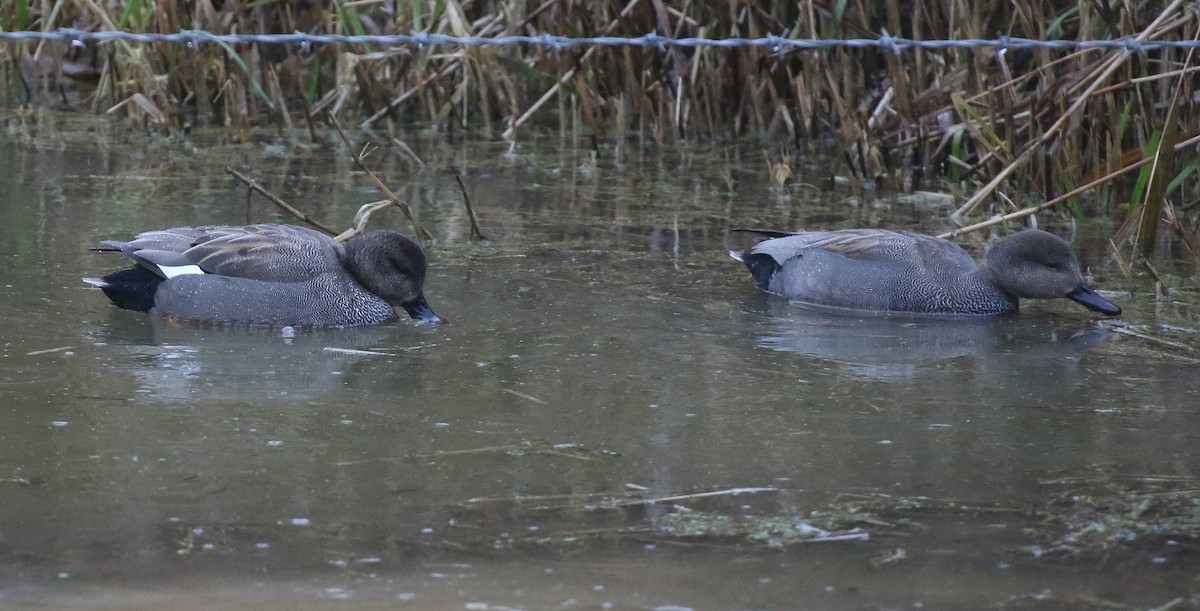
[2,0,1199,261]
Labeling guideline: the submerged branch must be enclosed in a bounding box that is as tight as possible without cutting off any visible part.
[1100,321,1198,353]
[618,487,780,507]
[223,166,339,236]
[453,171,488,241]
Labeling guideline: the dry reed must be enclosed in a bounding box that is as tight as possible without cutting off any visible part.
[3,0,1199,262]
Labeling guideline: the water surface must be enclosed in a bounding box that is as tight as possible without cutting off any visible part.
[2,118,1199,609]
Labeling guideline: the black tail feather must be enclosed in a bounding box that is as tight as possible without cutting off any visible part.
[730,227,799,239]
[743,253,779,291]
[88,266,163,313]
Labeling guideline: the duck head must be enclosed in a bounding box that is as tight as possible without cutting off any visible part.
[981,230,1121,316]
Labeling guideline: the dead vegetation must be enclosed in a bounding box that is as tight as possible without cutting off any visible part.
[319,440,1200,560]
[1035,471,1200,559]
[3,1,1200,264]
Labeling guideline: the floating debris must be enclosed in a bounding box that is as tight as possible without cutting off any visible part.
[322,347,394,356]
[25,346,73,355]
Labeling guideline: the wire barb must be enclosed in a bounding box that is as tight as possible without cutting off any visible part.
[1,28,1198,52]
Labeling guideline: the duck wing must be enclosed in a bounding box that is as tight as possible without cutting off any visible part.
[752,229,976,272]
[105,224,343,282]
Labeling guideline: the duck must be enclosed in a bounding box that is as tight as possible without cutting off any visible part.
[84,224,444,327]
[732,228,1121,316]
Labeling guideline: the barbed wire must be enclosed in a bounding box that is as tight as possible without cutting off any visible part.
[0,28,1193,53]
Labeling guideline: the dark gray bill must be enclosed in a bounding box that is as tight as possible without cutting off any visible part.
[401,294,446,324]
[1066,283,1121,316]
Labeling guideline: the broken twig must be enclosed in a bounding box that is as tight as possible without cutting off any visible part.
[327,112,432,241]
[453,171,488,241]
[223,166,339,236]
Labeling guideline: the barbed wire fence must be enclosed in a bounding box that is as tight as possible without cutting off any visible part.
[0,28,1195,52]
[5,25,1197,232]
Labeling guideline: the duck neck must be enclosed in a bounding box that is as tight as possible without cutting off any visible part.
[967,265,1019,313]
[339,234,381,291]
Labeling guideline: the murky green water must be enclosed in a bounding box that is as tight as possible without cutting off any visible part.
[2,116,1200,609]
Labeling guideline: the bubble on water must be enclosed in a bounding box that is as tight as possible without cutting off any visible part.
[255,542,270,549]
[51,421,68,427]
[397,592,416,601]
[267,440,282,447]
[290,518,310,526]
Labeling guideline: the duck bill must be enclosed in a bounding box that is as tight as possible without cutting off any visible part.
[401,294,446,324]
[1066,283,1122,316]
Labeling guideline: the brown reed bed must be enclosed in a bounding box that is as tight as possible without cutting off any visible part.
[2,1,1199,265]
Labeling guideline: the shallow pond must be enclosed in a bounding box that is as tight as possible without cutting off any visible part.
[2,117,1199,609]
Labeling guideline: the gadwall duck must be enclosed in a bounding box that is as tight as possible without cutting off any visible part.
[85,224,444,326]
[732,228,1121,316]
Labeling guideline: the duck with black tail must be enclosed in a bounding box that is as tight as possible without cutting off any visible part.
[85,224,445,327]
[732,228,1121,317]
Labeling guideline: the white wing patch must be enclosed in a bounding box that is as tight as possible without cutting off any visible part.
[157,264,205,279]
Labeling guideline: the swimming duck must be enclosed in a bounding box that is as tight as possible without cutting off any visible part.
[85,224,444,326]
[733,228,1121,316]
